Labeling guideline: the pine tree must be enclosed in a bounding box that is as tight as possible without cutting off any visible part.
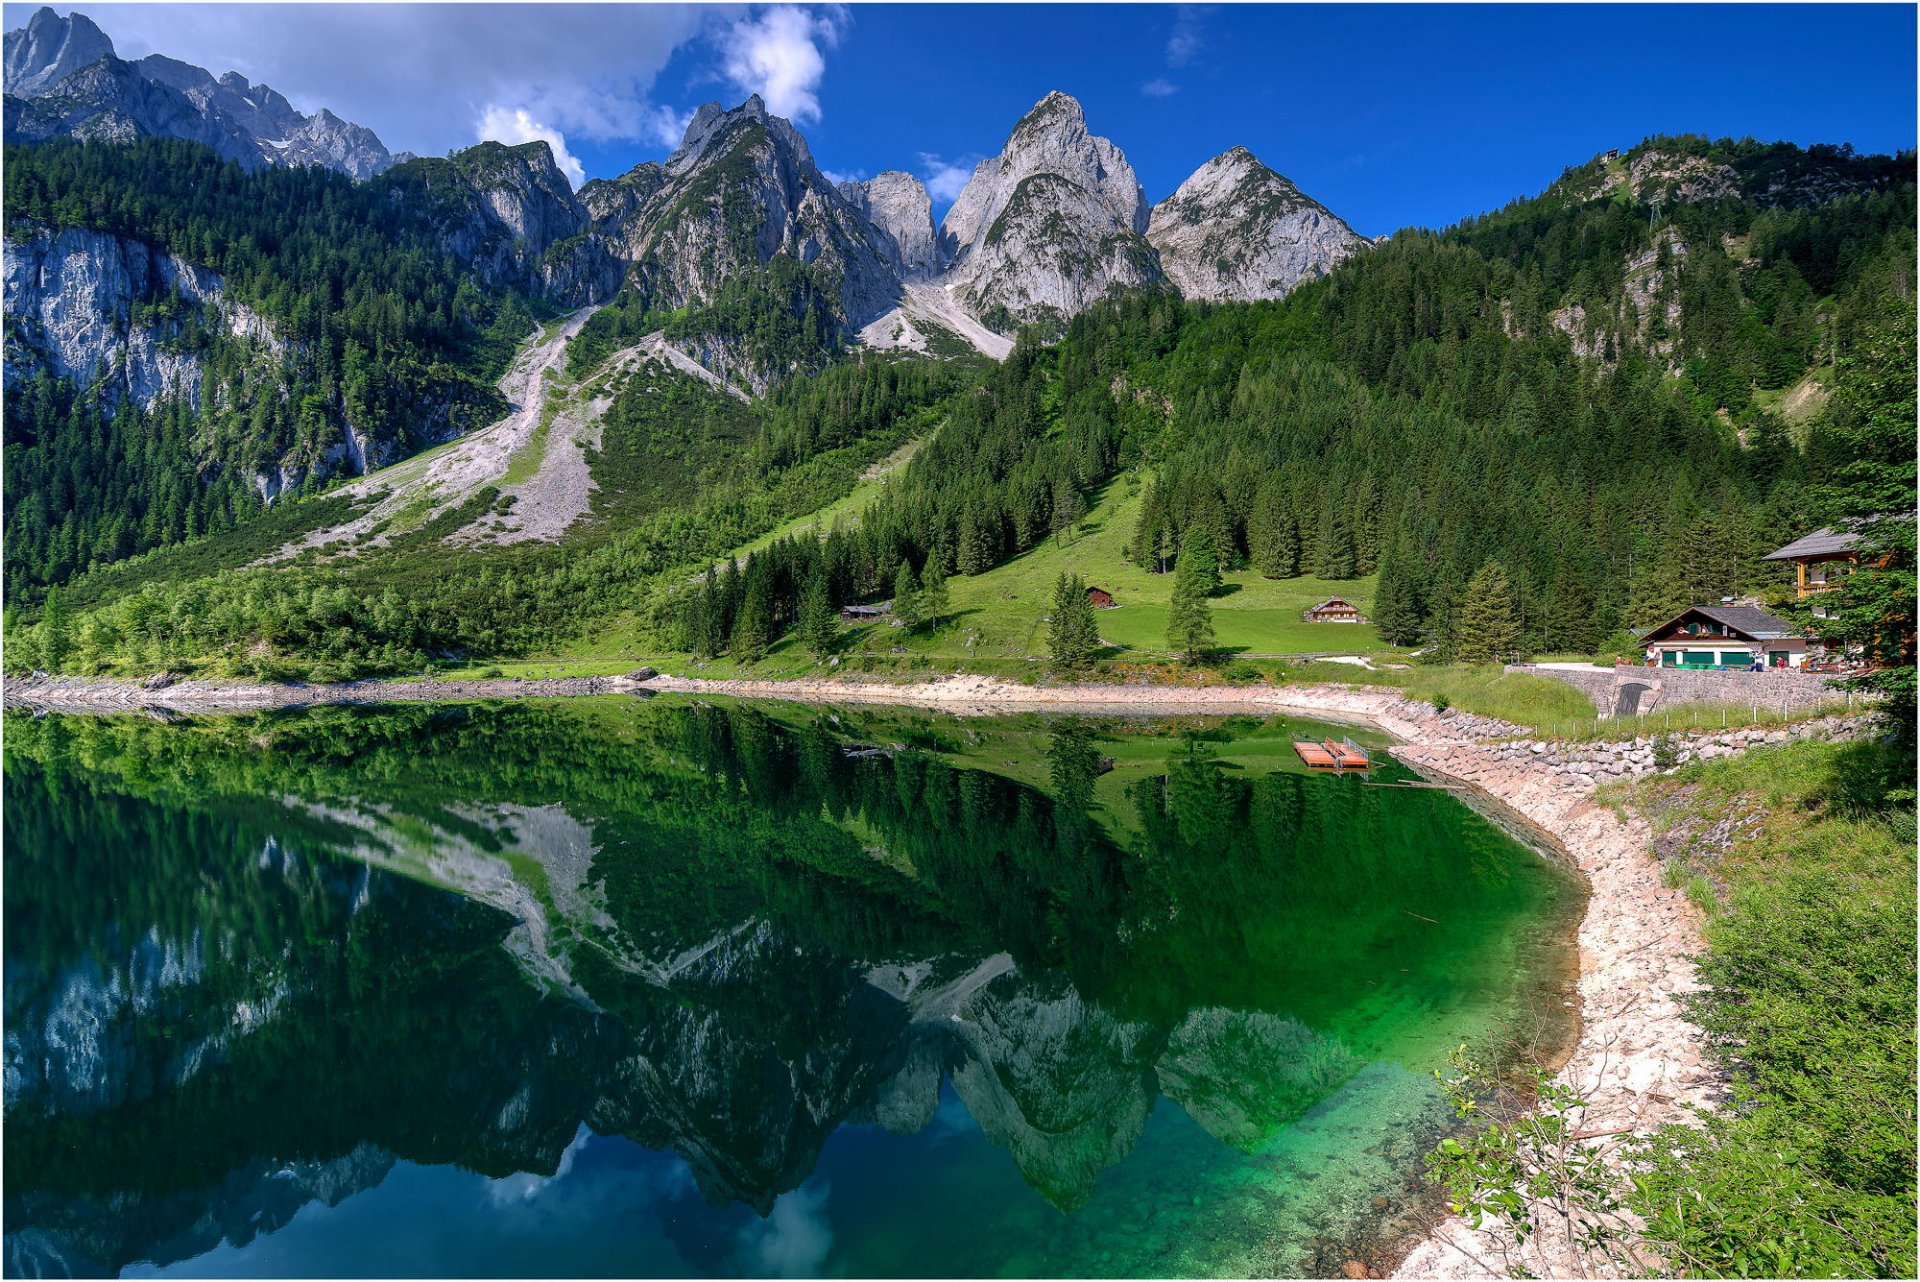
[797,573,837,659]
[1452,561,1520,664]
[1249,484,1300,579]
[729,576,771,664]
[39,586,68,673]
[892,560,923,630]
[1314,507,1356,579]
[1180,524,1222,596]
[1167,542,1216,663]
[1048,573,1099,670]
[1371,538,1425,646]
[920,554,949,630]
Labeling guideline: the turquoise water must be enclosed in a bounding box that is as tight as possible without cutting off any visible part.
[3,698,1581,1277]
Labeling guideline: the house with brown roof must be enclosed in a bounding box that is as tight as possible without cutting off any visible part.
[1762,522,1892,618]
[1638,604,1807,669]
[1302,597,1368,624]
[1086,586,1117,609]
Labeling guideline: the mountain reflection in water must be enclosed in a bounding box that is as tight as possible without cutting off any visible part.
[3,699,1580,1278]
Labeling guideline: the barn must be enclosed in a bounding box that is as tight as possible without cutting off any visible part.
[1086,586,1117,609]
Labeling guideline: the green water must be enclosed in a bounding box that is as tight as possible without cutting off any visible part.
[2,698,1581,1278]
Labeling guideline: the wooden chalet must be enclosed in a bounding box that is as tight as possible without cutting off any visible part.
[1639,604,1807,669]
[1302,597,1368,624]
[1763,523,1890,615]
[839,603,890,622]
[1086,586,1117,609]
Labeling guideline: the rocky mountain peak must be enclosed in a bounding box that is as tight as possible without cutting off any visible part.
[1009,89,1087,138]
[840,170,941,278]
[1147,147,1363,303]
[669,92,814,178]
[4,6,393,179]
[934,89,1157,329]
[3,6,113,97]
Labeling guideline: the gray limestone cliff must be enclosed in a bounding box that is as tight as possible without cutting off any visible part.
[939,91,1162,330]
[386,141,622,309]
[2,223,281,410]
[1148,146,1365,302]
[586,95,902,327]
[840,170,942,278]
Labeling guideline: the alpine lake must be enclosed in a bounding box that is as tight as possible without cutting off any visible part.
[3,696,1584,1279]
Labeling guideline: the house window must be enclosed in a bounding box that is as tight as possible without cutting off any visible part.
[1684,650,1715,667]
[1720,651,1751,667]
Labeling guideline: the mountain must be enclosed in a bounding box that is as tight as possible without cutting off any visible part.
[582,95,902,326]
[938,91,1163,330]
[383,140,622,307]
[2,4,110,95]
[1148,146,1366,302]
[3,6,394,179]
[840,170,942,277]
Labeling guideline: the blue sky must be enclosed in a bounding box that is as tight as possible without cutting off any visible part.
[17,4,1917,236]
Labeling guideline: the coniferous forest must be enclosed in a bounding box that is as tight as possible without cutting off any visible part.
[3,133,1913,718]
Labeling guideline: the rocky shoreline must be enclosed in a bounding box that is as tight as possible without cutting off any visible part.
[8,668,1863,1279]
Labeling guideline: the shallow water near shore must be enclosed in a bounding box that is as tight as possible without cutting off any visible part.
[3,697,1582,1278]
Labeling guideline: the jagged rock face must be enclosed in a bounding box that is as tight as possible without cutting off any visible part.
[940,91,1161,329]
[593,95,902,326]
[943,971,1158,1211]
[2,6,394,179]
[841,170,941,277]
[2,223,281,409]
[3,5,112,96]
[386,141,621,308]
[1624,149,1738,204]
[1149,147,1365,302]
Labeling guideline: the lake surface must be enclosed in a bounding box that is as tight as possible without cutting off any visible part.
[3,698,1582,1278]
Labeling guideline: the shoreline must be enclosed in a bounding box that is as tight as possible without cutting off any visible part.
[7,668,1722,1279]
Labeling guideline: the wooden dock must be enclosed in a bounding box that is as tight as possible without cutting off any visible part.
[1293,737,1371,770]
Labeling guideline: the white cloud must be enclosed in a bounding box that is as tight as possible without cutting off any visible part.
[478,104,586,187]
[1142,77,1178,98]
[41,4,717,165]
[719,5,846,125]
[1167,5,1207,68]
[737,1183,833,1277]
[822,167,866,186]
[918,152,980,203]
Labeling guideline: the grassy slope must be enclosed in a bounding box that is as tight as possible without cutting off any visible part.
[1601,737,1916,1275]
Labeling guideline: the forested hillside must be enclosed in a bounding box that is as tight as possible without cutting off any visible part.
[673,138,1914,666]
[6,135,1913,684]
[4,138,543,597]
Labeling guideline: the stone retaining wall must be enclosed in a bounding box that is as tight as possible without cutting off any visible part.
[1510,662,1847,718]
[1455,713,1865,787]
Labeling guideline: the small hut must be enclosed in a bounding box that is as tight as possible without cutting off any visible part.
[1086,586,1117,609]
[840,603,890,623]
[1303,597,1368,624]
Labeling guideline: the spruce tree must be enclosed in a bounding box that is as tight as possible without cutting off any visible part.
[920,554,949,630]
[1181,524,1222,596]
[730,576,771,663]
[1452,561,1520,664]
[1048,573,1099,670]
[1167,543,1217,663]
[797,574,837,659]
[39,586,68,673]
[1371,539,1425,646]
[1315,508,1356,579]
[892,560,923,630]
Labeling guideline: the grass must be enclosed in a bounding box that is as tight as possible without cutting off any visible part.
[1285,661,1598,735]
[881,479,1390,664]
[722,435,926,563]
